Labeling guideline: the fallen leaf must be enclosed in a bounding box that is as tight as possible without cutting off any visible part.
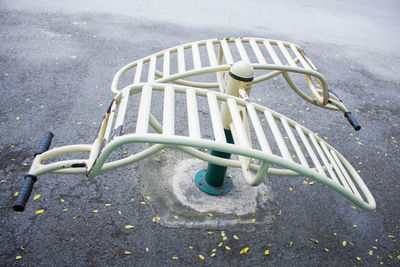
[324,248,329,252]
[199,254,205,260]
[218,242,223,247]
[118,210,122,215]
[208,213,213,217]
[35,209,44,214]
[264,250,270,255]
[240,247,249,254]
[289,241,293,247]
[210,253,216,258]
[172,256,178,260]
[356,256,361,261]
[309,238,319,244]
[233,235,239,240]
[33,194,41,200]
[16,255,22,260]
[207,232,214,235]
[225,246,231,251]
[369,250,373,255]
[125,225,135,229]
[13,192,19,197]
[105,204,111,207]
[145,248,149,252]
[342,241,347,247]
[189,246,194,250]
[63,208,68,212]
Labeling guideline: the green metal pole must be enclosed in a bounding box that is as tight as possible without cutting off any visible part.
[195,60,254,195]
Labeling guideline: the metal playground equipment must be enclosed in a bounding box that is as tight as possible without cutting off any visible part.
[13,37,376,213]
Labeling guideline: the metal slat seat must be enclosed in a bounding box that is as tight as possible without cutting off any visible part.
[33,83,374,211]
[111,37,344,111]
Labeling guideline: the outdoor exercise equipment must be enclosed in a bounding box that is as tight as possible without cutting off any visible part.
[13,37,375,213]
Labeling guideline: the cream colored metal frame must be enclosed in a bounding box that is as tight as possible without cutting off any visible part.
[21,38,375,211]
[112,37,347,112]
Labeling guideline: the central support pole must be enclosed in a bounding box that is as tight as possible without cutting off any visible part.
[195,61,254,195]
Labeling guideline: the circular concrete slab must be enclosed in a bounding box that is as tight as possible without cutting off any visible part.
[136,147,278,232]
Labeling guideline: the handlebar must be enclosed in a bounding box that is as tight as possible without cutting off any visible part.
[13,131,54,212]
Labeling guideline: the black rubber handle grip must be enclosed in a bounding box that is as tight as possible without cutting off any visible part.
[35,131,54,156]
[13,175,37,212]
[345,112,361,131]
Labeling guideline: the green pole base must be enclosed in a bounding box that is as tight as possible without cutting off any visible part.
[195,169,233,195]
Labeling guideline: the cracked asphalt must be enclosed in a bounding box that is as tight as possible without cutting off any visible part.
[1,0,399,266]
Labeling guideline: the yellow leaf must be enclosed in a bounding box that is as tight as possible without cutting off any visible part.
[369,250,373,255]
[63,208,68,212]
[225,246,231,251]
[105,204,111,207]
[289,241,293,246]
[233,235,239,240]
[35,209,44,214]
[207,232,214,235]
[16,255,22,260]
[264,250,270,255]
[351,206,357,210]
[210,253,216,258]
[251,218,256,222]
[118,211,122,215]
[397,255,400,260]
[61,199,65,202]
[172,256,178,260]
[289,187,293,191]
[33,194,41,200]
[240,247,249,254]
[324,248,329,252]
[222,236,228,241]
[174,215,179,219]
[199,254,205,260]
[73,215,79,220]
[14,191,19,197]
[211,248,216,253]
[140,201,146,205]
[92,210,98,213]
[145,248,149,252]
[189,246,194,250]
[356,257,361,261]
[218,242,223,247]
[221,231,226,237]
[309,181,314,185]
[208,213,213,217]
[125,225,135,229]
[342,241,347,247]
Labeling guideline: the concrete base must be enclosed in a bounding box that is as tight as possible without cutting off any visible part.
[135,147,278,231]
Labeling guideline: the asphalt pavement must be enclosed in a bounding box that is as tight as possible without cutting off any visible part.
[1,0,399,266]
